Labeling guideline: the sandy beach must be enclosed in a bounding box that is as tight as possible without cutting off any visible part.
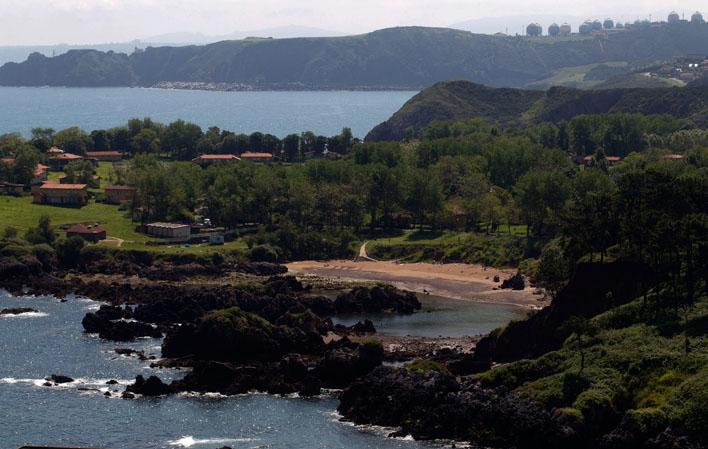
[287,259,546,308]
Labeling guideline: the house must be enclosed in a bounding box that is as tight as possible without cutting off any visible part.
[0,182,24,196]
[191,154,240,166]
[240,152,273,162]
[146,222,191,241]
[66,223,107,243]
[581,155,622,165]
[32,182,88,206]
[47,147,65,155]
[663,153,685,160]
[104,184,137,204]
[32,164,50,184]
[47,153,83,171]
[85,151,124,162]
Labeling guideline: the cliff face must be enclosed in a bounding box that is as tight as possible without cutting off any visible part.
[2,24,708,89]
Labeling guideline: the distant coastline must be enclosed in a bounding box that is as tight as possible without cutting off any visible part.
[150,81,422,92]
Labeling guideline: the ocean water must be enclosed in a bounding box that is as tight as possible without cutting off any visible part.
[332,295,528,338]
[0,290,529,449]
[0,87,416,139]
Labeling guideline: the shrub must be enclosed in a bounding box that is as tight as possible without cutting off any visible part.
[249,244,282,263]
[31,243,57,270]
[405,359,451,376]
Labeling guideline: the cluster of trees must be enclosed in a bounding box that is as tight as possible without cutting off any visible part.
[4,119,357,163]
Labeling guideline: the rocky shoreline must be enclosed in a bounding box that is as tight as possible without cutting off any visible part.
[2,252,703,449]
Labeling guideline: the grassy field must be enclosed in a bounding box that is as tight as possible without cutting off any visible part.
[0,195,248,255]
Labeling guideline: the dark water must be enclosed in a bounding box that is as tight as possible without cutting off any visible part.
[0,291,443,449]
[0,87,416,138]
[0,290,519,449]
[333,295,528,338]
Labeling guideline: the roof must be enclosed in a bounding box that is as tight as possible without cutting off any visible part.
[67,224,106,234]
[147,222,190,229]
[49,153,83,160]
[192,154,240,161]
[47,147,65,154]
[240,152,273,159]
[663,154,684,160]
[104,184,136,191]
[39,182,87,190]
[85,151,123,158]
[583,155,621,162]
[1,157,15,166]
[35,164,50,176]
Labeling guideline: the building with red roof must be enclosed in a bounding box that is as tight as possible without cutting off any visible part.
[191,154,241,166]
[66,223,107,243]
[104,184,137,204]
[240,152,274,162]
[47,153,84,171]
[32,182,88,206]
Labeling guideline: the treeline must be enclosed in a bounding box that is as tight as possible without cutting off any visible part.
[0,118,357,163]
[424,113,704,158]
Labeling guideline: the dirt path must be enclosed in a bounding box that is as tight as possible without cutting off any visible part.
[355,241,377,262]
[287,259,546,309]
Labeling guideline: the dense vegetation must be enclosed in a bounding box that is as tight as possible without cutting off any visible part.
[1,24,707,89]
[367,81,708,140]
[2,113,706,268]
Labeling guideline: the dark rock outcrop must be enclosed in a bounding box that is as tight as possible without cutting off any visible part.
[338,366,575,447]
[126,375,174,396]
[334,285,421,314]
[0,307,38,315]
[500,271,525,290]
[47,374,74,384]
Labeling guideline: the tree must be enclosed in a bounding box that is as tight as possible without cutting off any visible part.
[30,128,55,152]
[221,133,250,154]
[283,134,300,162]
[162,120,203,160]
[131,128,160,154]
[560,316,597,373]
[11,146,41,185]
[25,215,55,245]
[57,236,85,268]
[90,130,111,150]
[537,241,571,299]
[53,127,92,154]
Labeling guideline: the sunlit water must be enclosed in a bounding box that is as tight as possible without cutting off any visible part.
[0,290,518,448]
[0,87,416,138]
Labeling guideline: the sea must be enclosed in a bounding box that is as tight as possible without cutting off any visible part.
[0,87,417,139]
[0,290,523,449]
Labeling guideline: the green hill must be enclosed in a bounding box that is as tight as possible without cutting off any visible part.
[366,81,708,141]
[1,24,708,89]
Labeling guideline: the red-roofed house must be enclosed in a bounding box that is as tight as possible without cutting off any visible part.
[582,155,622,165]
[663,153,685,160]
[48,153,84,171]
[32,182,88,206]
[240,152,273,162]
[191,154,241,166]
[66,223,107,243]
[85,151,124,162]
[47,147,65,155]
[31,164,50,185]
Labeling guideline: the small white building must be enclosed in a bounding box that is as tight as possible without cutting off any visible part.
[146,222,191,241]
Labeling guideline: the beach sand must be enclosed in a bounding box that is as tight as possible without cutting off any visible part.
[287,260,547,308]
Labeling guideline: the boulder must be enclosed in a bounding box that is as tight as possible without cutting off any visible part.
[0,307,38,315]
[334,286,421,314]
[126,375,173,396]
[47,374,74,384]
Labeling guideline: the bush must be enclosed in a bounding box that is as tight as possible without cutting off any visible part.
[249,244,282,263]
[32,244,57,270]
[56,236,85,268]
[405,359,451,376]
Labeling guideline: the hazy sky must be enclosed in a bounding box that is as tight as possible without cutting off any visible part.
[0,0,705,45]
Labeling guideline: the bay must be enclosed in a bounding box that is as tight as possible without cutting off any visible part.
[0,87,417,138]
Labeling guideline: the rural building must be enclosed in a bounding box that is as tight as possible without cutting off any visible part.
[582,155,622,165]
[191,154,241,166]
[48,153,83,171]
[240,152,273,162]
[47,147,64,155]
[66,223,107,243]
[146,222,191,241]
[85,151,124,162]
[0,182,24,196]
[104,184,137,204]
[32,164,50,185]
[32,182,88,206]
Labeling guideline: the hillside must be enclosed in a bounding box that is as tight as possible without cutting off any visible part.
[366,81,708,141]
[1,24,708,89]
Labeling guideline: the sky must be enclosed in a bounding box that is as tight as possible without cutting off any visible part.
[0,0,706,45]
